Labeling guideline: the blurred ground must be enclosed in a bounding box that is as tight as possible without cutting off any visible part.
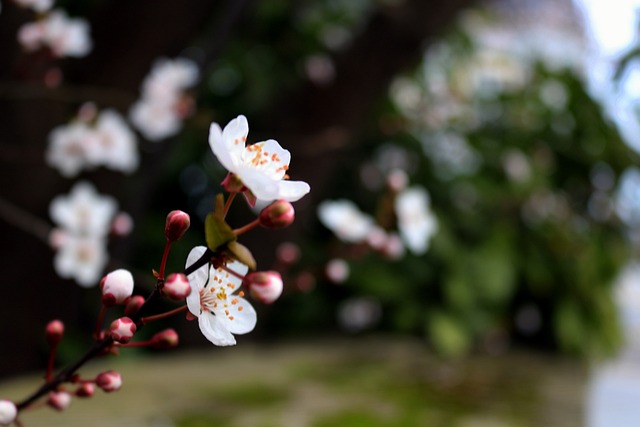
[0,337,586,427]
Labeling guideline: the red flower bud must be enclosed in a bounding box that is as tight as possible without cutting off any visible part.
[259,200,295,229]
[150,329,179,349]
[243,271,284,304]
[95,370,122,393]
[109,317,136,344]
[75,383,95,398]
[47,391,72,411]
[45,319,65,346]
[162,273,191,300]
[0,400,17,425]
[165,210,190,243]
[124,295,145,317]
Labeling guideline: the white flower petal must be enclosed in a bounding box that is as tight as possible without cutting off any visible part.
[237,167,281,201]
[199,313,236,346]
[277,180,311,202]
[224,297,257,334]
[185,246,210,291]
[209,122,237,172]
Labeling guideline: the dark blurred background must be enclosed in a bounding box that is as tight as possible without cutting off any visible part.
[1,0,640,382]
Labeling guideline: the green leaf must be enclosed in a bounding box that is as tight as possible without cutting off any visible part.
[225,241,257,271]
[205,213,237,251]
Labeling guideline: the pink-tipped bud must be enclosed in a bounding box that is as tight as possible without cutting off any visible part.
[95,371,122,393]
[75,383,95,398]
[150,329,179,349]
[100,269,134,307]
[45,319,65,346]
[165,210,190,243]
[0,400,17,425]
[47,391,72,411]
[259,200,295,229]
[124,295,145,317]
[109,317,136,344]
[162,273,191,300]
[243,271,284,304]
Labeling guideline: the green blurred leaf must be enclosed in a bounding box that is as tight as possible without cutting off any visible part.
[205,213,237,251]
[225,241,257,271]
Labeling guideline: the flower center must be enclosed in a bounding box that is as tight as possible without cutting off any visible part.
[199,267,246,321]
[242,143,289,177]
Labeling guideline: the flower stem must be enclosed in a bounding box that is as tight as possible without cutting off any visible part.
[140,305,188,324]
[158,241,172,281]
[94,305,106,340]
[223,192,237,218]
[233,218,260,236]
[45,343,58,382]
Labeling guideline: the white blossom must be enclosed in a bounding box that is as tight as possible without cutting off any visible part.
[53,234,109,287]
[209,115,310,204]
[18,10,91,58]
[14,0,53,12]
[394,186,438,254]
[185,246,257,346]
[49,181,117,236]
[45,121,99,177]
[129,57,199,141]
[317,199,374,243]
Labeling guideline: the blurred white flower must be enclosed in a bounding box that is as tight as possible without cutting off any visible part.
[49,181,117,236]
[394,186,438,254]
[14,0,53,12]
[89,110,139,173]
[53,234,109,287]
[49,182,121,286]
[45,122,99,177]
[46,109,138,177]
[185,246,257,346]
[18,10,91,58]
[129,99,182,141]
[129,57,199,141]
[209,115,310,205]
[318,199,374,243]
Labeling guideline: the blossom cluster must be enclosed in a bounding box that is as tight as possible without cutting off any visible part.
[129,58,200,141]
[46,105,139,177]
[0,115,309,425]
[48,181,130,287]
[17,6,91,58]
[318,180,437,259]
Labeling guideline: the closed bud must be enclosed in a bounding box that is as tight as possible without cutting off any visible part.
[100,269,134,307]
[165,210,190,243]
[162,273,191,300]
[150,329,179,349]
[109,317,136,344]
[259,200,295,229]
[95,371,122,393]
[243,271,284,304]
[47,391,72,411]
[45,319,65,346]
[75,383,95,398]
[124,295,145,317]
[0,400,17,426]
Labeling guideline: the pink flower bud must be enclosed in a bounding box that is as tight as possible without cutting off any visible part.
[150,329,179,349]
[100,269,134,307]
[162,273,191,300]
[109,317,136,344]
[75,383,95,398]
[0,400,17,426]
[165,210,190,243]
[259,200,295,229]
[47,391,72,411]
[243,271,284,304]
[95,371,122,393]
[45,319,65,346]
[124,295,145,317]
